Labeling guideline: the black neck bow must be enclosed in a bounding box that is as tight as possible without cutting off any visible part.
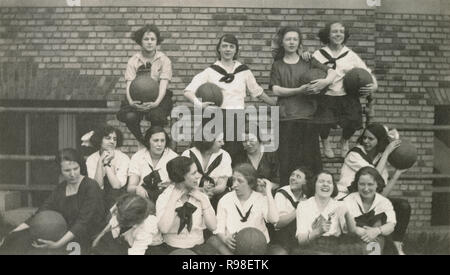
[137,61,152,74]
[235,204,253,222]
[189,150,223,187]
[175,202,198,234]
[319,49,349,70]
[210,64,249,83]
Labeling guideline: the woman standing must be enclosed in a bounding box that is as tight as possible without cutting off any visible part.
[184,34,276,164]
[313,21,378,158]
[270,26,336,185]
[214,163,279,253]
[117,24,173,145]
[86,125,130,209]
[127,126,178,203]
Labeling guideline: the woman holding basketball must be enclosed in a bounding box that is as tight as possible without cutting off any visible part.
[339,123,410,254]
[270,26,336,185]
[2,149,107,254]
[313,21,378,158]
[183,34,276,164]
[214,163,279,253]
[117,24,173,145]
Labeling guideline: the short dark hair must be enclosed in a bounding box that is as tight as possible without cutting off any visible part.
[90,125,124,150]
[166,156,194,183]
[357,123,390,154]
[290,166,313,194]
[132,24,163,46]
[318,21,350,45]
[272,26,303,61]
[216,34,239,60]
[116,194,154,228]
[56,148,87,176]
[348,166,386,194]
[143,125,171,150]
[233,163,258,190]
[306,171,338,198]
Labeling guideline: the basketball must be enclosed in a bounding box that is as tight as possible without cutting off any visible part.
[169,248,197,255]
[129,75,160,103]
[299,68,327,86]
[343,67,373,97]
[388,140,417,169]
[195,82,223,107]
[29,210,67,242]
[234,227,267,255]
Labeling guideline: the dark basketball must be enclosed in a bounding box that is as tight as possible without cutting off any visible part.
[299,68,327,85]
[388,140,417,169]
[343,68,373,97]
[196,83,223,107]
[130,75,160,103]
[234,227,267,255]
[29,210,67,242]
[169,248,197,255]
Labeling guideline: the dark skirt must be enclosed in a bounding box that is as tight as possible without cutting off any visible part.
[116,89,173,126]
[312,95,363,131]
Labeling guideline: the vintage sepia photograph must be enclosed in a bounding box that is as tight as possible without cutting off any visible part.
[0,0,449,257]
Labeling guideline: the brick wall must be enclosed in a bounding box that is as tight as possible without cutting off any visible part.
[0,5,449,228]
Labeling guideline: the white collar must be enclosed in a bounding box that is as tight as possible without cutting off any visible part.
[322,45,350,58]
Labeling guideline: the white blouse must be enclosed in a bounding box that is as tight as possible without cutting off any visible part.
[313,45,371,96]
[185,60,263,109]
[181,147,232,180]
[128,148,178,186]
[215,191,271,243]
[86,149,130,189]
[156,185,208,248]
[296,197,347,238]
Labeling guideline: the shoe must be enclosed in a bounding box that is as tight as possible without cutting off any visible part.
[322,140,335,158]
[393,241,406,255]
[341,140,349,158]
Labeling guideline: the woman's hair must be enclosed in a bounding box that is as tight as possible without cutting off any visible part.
[116,194,155,228]
[132,24,163,46]
[90,125,124,150]
[166,156,195,184]
[348,166,386,193]
[357,123,390,153]
[233,163,258,190]
[144,125,171,150]
[272,26,303,61]
[56,148,87,176]
[289,166,313,194]
[306,170,338,198]
[216,34,239,60]
[318,21,350,45]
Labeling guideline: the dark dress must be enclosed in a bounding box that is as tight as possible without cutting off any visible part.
[1,177,107,255]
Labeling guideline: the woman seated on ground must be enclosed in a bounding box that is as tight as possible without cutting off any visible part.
[156,156,217,253]
[294,171,360,255]
[213,163,279,254]
[339,123,410,254]
[127,126,178,203]
[343,166,396,253]
[2,148,107,255]
[86,125,130,209]
[181,130,232,208]
[91,194,163,255]
[272,167,310,251]
[234,129,280,191]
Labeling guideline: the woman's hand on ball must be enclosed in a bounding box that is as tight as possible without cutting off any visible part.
[385,139,402,155]
[359,83,377,97]
[32,239,63,249]
[225,234,236,250]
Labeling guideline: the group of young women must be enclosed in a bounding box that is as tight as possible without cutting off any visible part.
[0,21,412,255]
